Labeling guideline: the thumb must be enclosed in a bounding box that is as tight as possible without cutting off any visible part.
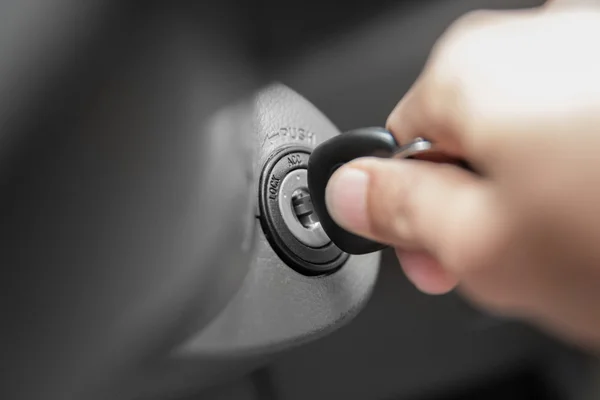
[325,157,503,275]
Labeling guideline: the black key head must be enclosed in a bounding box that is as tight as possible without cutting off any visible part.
[307,127,398,255]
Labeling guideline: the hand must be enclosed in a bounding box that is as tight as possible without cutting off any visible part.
[325,2,600,351]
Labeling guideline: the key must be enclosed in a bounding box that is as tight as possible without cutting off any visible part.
[307,127,456,255]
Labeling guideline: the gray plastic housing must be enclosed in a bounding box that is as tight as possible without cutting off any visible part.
[177,84,380,357]
[117,84,381,400]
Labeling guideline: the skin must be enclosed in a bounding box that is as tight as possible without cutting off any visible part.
[325,1,600,351]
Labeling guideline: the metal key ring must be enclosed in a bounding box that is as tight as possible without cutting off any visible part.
[393,137,475,171]
[392,137,434,159]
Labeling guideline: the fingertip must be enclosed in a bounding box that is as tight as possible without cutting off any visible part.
[396,249,458,295]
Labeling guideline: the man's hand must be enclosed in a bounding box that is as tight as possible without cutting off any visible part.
[325,2,600,351]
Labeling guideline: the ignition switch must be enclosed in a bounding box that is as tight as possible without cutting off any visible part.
[259,146,349,275]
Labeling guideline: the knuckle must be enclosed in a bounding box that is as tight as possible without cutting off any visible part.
[453,9,498,29]
[425,42,495,165]
[444,9,507,46]
[428,9,502,99]
[422,41,478,151]
[431,12,484,69]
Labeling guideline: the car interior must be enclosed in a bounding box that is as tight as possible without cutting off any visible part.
[2,0,599,399]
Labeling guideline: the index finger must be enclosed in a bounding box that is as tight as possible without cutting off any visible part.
[385,8,518,159]
[385,68,465,159]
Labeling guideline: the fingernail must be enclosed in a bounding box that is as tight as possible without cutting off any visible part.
[325,166,370,233]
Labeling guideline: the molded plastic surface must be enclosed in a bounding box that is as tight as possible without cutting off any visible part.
[176,84,380,357]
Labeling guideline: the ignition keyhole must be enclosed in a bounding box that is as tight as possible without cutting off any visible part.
[291,188,319,229]
[258,147,348,275]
